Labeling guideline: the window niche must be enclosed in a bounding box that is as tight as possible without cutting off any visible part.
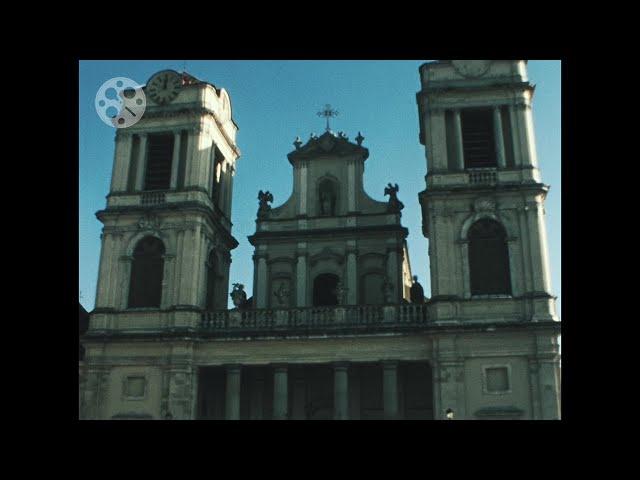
[128,236,166,308]
[123,375,147,399]
[468,219,512,296]
[318,179,337,216]
[482,365,511,394]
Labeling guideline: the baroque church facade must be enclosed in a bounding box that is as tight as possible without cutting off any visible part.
[79,61,561,420]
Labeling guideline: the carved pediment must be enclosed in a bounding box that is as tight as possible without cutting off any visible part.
[309,247,344,267]
[288,131,369,163]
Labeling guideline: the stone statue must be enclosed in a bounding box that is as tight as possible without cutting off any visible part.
[273,282,291,307]
[381,276,394,304]
[333,280,347,306]
[320,191,333,215]
[384,183,404,213]
[230,283,247,308]
[257,190,273,219]
[410,275,426,304]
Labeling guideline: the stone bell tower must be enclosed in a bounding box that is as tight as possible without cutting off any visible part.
[91,69,240,331]
[415,61,560,419]
[417,60,557,323]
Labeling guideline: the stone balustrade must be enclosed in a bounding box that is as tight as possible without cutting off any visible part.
[141,191,167,206]
[468,168,497,185]
[200,303,429,336]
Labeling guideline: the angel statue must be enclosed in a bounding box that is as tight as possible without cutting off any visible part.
[384,183,404,213]
[257,190,274,218]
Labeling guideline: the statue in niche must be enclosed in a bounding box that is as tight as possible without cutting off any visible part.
[319,180,337,216]
[333,280,348,306]
[230,283,248,309]
[384,183,404,213]
[257,190,273,219]
[273,281,291,307]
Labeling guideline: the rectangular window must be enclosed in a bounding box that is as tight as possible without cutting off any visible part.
[461,108,496,169]
[144,133,174,190]
[485,366,510,393]
[124,376,146,398]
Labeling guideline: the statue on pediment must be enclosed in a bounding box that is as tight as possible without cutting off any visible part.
[385,183,404,213]
[257,190,273,218]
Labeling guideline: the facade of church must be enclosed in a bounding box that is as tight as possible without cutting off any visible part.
[79,61,561,420]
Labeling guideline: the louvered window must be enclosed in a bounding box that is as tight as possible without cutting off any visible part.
[462,108,496,169]
[144,134,174,190]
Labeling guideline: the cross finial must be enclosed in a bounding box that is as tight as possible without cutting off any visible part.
[317,104,339,132]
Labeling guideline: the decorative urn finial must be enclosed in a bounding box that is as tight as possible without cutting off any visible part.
[293,136,302,150]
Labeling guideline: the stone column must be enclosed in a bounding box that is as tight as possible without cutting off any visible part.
[516,102,539,168]
[299,161,308,216]
[333,362,349,420]
[226,165,235,218]
[526,200,552,295]
[273,364,288,420]
[382,361,399,420]
[453,109,465,171]
[110,132,132,192]
[135,133,148,191]
[217,163,228,212]
[350,366,361,420]
[386,247,399,304]
[255,254,268,308]
[427,108,448,171]
[346,247,357,305]
[170,130,182,189]
[296,250,307,307]
[347,160,356,212]
[225,365,241,420]
[493,106,506,169]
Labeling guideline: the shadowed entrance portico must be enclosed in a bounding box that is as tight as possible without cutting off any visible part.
[196,361,433,420]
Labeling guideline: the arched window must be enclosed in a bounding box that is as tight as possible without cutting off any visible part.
[313,273,339,306]
[205,250,217,311]
[468,219,511,295]
[318,179,337,216]
[128,236,165,308]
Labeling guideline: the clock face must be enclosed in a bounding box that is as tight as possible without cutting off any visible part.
[146,70,182,105]
[451,60,492,78]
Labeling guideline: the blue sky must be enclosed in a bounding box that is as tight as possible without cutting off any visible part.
[79,60,561,313]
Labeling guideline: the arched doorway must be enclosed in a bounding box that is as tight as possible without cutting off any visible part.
[313,273,339,306]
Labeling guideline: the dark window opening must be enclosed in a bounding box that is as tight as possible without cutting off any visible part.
[468,219,511,295]
[128,236,165,308]
[462,108,496,169]
[144,134,174,190]
[313,273,339,306]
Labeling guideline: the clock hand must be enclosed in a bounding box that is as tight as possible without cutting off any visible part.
[163,76,168,89]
